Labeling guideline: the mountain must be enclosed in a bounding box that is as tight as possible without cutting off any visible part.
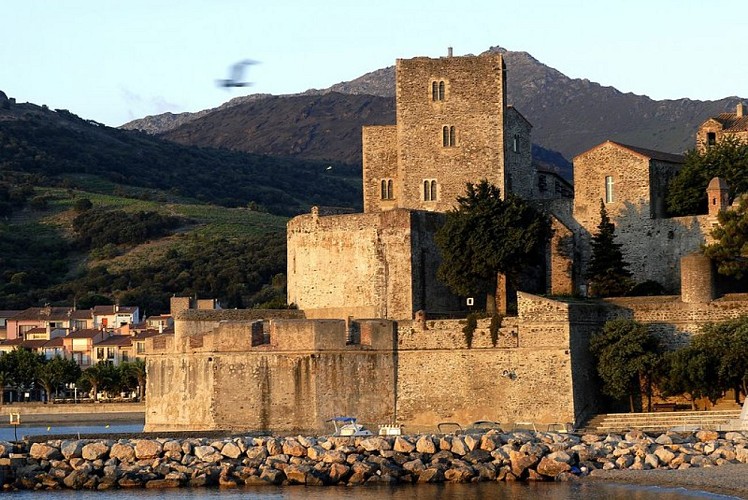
[123,46,745,172]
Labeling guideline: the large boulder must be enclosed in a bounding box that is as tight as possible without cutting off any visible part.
[416,436,436,454]
[30,443,62,461]
[135,440,162,460]
[110,443,135,462]
[82,441,110,461]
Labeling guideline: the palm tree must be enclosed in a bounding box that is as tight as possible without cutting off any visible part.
[79,363,108,401]
[129,359,146,401]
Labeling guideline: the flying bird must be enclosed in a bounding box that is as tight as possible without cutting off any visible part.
[217,59,257,88]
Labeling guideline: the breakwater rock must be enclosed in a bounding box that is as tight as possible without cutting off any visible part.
[1,429,747,490]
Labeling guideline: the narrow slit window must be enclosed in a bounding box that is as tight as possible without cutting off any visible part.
[424,180,430,201]
[430,180,437,201]
[387,179,393,199]
[449,126,455,146]
[381,179,387,199]
[432,81,438,101]
[443,126,449,147]
[605,176,614,203]
[438,81,445,100]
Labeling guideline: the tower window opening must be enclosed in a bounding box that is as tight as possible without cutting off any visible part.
[707,132,716,146]
[424,179,438,201]
[381,178,393,200]
[442,125,456,147]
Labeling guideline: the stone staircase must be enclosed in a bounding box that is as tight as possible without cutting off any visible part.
[579,410,742,434]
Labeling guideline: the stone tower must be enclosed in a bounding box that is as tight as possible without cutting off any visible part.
[706,177,730,217]
[362,51,533,214]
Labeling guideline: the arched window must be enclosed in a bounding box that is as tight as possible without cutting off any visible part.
[424,180,430,201]
[443,126,449,147]
[438,81,445,100]
[387,179,393,199]
[430,180,437,201]
[432,81,438,101]
[449,126,455,147]
[381,179,387,199]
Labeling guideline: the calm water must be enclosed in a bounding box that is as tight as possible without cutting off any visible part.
[2,482,740,499]
[0,423,144,441]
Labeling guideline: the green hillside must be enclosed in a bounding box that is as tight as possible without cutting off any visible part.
[0,186,290,313]
[0,102,363,313]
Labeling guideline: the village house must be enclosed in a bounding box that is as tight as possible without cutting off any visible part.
[92,305,140,330]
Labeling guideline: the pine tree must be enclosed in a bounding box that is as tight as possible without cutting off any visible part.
[586,200,633,297]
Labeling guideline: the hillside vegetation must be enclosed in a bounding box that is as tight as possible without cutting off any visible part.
[0,104,326,313]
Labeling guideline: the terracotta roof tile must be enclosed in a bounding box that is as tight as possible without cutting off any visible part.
[66,329,103,339]
[95,335,133,347]
[713,113,748,132]
[608,141,685,164]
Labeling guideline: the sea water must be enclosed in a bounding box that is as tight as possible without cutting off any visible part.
[3,482,740,499]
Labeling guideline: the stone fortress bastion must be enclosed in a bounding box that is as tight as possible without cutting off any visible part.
[144,50,748,434]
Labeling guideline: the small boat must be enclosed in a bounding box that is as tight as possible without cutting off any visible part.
[327,416,373,437]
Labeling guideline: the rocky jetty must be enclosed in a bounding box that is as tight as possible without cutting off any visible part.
[1,429,746,490]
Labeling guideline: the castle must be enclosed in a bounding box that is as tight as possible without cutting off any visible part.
[144,51,748,433]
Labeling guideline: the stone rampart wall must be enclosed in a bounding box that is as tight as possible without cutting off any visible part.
[286,209,414,319]
[603,294,748,348]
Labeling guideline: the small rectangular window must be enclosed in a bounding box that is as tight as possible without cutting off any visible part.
[707,132,716,146]
[605,176,614,203]
[513,135,519,153]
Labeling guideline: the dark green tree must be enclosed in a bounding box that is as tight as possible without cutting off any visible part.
[36,356,82,402]
[704,196,748,279]
[435,181,552,313]
[589,319,662,412]
[586,200,633,297]
[78,362,116,401]
[0,348,44,398]
[698,316,748,401]
[120,359,146,400]
[659,346,715,410]
[667,136,748,216]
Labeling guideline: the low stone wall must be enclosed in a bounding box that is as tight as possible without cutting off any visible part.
[2,430,746,490]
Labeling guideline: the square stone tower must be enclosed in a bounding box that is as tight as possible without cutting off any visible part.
[363,52,533,213]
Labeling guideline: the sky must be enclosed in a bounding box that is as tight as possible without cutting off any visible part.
[2,0,746,127]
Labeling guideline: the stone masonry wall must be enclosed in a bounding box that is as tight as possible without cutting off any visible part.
[395,54,508,212]
[573,142,713,292]
[504,107,534,199]
[146,319,397,433]
[603,293,748,348]
[286,209,414,320]
[362,125,398,213]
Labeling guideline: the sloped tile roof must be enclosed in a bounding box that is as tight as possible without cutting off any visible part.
[92,305,138,315]
[607,141,685,164]
[712,113,748,132]
[66,329,103,339]
[10,307,74,321]
[95,335,133,347]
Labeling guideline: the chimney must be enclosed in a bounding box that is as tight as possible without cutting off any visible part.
[447,47,453,58]
[737,102,745,118]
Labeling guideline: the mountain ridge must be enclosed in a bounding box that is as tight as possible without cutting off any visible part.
[122,46,745,167]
